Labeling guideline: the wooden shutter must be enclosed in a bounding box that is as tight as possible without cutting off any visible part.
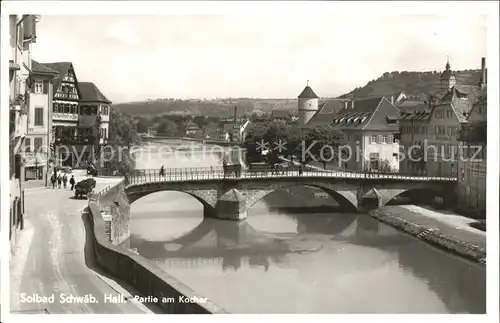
[43,80,48,94]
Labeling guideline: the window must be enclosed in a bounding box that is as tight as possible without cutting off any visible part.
[34,137,43,152]
[34,107,44,126]
[371,135,377,143]
[435,126,439,135]
[447,127,453,137]
[34,81,43,94]
[25,138,31,153]
[382,135,387,143]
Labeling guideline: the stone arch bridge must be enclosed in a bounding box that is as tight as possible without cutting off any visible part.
[124,170,457,221]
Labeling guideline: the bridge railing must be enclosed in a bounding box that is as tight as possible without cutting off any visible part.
[124,166,458,185]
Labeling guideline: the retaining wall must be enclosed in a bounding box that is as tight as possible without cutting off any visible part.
[87,181,227,314]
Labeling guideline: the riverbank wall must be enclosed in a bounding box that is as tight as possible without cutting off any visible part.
[369,206,486,264]
[86,180,227,314]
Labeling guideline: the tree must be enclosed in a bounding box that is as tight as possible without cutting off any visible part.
[301,125,344,165]
[136,117,150,133]
[193,115,206,129]
[157,119,178,136]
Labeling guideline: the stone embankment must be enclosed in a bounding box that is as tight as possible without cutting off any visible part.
[370,206,486,264]
[86,180,227,314]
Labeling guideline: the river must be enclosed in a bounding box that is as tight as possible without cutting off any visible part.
[129,140,486,314]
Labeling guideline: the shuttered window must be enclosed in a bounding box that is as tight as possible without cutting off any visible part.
[34,107,44,126]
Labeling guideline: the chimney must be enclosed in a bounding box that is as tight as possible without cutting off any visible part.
[233,106,237,121]
[480,57,486,89]
[391,95,394,104]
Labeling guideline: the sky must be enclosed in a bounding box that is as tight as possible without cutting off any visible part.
[31,14,487,104]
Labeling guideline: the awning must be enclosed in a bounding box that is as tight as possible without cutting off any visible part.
[9,61,21,71]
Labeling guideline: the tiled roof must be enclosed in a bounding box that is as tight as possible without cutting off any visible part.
[398,104,433,121]
[298,85,319,99]
[451,99,474,123]
[440,85,482,104]
[330,97,398,131]
[397,99,427,110]
[41,62,73,91]
[31,60,58,75]
[306,99,347,126]
[78,82,111,104]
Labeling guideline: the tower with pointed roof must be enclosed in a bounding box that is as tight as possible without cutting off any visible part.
[297,81,319,126]
[440,57,456,94]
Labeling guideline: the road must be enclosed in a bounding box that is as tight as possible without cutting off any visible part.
[10,171,157,314]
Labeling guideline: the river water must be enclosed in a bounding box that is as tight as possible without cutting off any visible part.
[130,140,486,314]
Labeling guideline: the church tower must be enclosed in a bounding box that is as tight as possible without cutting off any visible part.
[440,57,456,93]
[297,81,319,127]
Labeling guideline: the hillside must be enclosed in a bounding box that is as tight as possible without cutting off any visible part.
[113,98,297,118]
[342,69,483,99]
[113,69,483,117]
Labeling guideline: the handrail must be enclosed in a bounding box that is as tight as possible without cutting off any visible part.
[124,167,458,186]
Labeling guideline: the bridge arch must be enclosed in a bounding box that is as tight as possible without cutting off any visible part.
[126,188,218,217]
[244,184,359,212]
[381,187,452,207]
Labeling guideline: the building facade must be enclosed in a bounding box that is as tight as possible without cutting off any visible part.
[330,97,400,172]
[24,60,58,182]
[398,105,432,175]
[76,82,112,167]
[425,59,485,178]
[8,14,39,249]
[455,60,487,215]
[41,62,82,167]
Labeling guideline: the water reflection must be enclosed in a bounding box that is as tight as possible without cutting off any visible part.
[131,209,486,313]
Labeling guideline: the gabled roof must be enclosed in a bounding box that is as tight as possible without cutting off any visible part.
[306,99,347,126]
[298,85,319,99]
[31,60,58,75]
[79,81,111,104]
[331,97,399,131]
[40,62,73,90]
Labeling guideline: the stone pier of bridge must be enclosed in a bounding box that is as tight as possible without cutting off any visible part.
[124,176,458,221]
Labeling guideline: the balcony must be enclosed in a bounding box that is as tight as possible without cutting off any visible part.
[458,122,487,144]
[54,92,79,101]
[53,112,78,122]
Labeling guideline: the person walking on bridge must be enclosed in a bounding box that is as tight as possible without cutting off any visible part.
[159,165,165,177]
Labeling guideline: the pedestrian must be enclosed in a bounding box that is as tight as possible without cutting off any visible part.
[51,174,56,189]
[57,174,62,189]
[159,165,165,177]
[62,174,68,189]
[69,175,75,191]
[299,164,303,175]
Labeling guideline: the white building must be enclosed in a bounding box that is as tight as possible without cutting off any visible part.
[297,82,400,172]
[24,60,58,183]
